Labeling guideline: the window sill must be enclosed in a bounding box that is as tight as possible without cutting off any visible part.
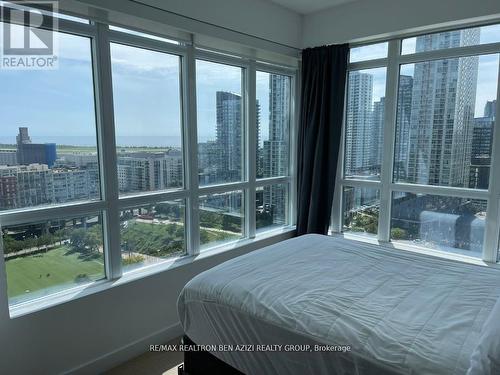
[331,231,500,269]
[8,227,296,318]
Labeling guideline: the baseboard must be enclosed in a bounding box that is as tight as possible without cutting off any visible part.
[63,322,183,375]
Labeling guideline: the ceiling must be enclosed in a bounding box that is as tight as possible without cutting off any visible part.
[268,0,358,14]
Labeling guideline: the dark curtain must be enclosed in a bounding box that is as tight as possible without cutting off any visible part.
[296,44,349,235]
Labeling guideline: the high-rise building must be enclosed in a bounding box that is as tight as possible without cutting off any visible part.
[16,127,31,145]
[263,74,290,178]
[371,97,385,171]
[394,75,413,180]
[469,102,495,189]
[484,100,497,119]
[345,71,373,176]
[216,91,242,181]
[263,74,291,225]
[16,127,57,168]
[406,29,480,187]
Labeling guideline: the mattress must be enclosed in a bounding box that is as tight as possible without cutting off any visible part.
[178,234,500,375]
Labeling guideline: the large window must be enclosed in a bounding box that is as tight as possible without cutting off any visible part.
[196,60,243,186]
[0,5,296,310]
[335,24,500,262]
[110,43,183,195]
[0,29,99,210]
[344,68,387,180]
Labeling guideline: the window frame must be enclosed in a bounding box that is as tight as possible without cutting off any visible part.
[332,23,500,262]
[0,8,298,314]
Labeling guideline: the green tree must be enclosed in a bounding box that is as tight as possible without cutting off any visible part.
[70,229,88,253]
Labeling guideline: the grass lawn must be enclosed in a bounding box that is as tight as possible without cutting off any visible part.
[5,246,104,299]
[201,229,239,245]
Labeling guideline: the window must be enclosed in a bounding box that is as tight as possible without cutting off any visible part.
[199,191,244,249]
[256,71,291,179]
[401,24,500,55]
[120,200,185,273]
[335,25,500,262]
[256,183,289,232]
[349,42,388,63]
[394,55,499,188]
[342,187,380,236]
[391,193,486,254]
[196,60,244,186]
[0,5,296,310]
[0,30,99,211]
[2,214,105,305]
[344,68,387,180]
[110,43,183,195]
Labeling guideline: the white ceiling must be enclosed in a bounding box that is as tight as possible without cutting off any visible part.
[268,0,358,15]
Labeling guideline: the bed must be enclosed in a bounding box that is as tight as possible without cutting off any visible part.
[177,234,500,374]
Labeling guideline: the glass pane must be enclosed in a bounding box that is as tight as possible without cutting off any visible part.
[0,30,100,211]
[344,68,387,180]
[391,193,486,256]
[342,186,380,236]
[394,54,498,188]
[2,214,105,305]
[256,71,290,179]
[349,42,388,62]
[256,183,289,232]
[199,191,244,250]
[109,26,179,44]
[120,200,185,273]
[110,43,183,195]
[196,60,243,186]
[402,25,500,54]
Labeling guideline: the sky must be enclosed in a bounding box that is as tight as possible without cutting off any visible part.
[0,22,499,147]
[350,24,500,118]
[0,26,257,147]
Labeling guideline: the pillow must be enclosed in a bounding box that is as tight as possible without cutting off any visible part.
[468,296,500,375]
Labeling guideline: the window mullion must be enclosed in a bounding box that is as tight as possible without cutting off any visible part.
[93,23,122,279]
[378,39,400,242]
[184,41,200,256]
[483,58,500,262]
[247,62,257,239]
[245,61,258,238]
[330,74,348,233]
[289,73,299,227]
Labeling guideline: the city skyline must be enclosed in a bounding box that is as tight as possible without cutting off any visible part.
[343,27,498,253]
[0,72,290,216]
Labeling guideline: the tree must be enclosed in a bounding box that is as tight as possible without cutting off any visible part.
[2,235,17,254]
[85,232,101,253]
[54,229,67,245]
[70,229,88,253]
[38,234,54,252]
[391,227,408,240]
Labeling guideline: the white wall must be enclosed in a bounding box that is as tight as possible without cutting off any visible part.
[302,0,500,47]
[0,233,293,375]
[136,0,302,49]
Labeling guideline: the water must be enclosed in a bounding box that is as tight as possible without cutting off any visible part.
[0,136,190,148]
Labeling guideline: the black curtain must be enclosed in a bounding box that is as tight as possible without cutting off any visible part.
[296,44,349,235]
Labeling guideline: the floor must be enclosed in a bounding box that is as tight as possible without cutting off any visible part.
[105,336,183,375]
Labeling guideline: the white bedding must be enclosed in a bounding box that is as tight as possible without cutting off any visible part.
[178,234,500,375]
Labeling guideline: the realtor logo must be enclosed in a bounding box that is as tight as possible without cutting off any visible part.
[1,1,59,69]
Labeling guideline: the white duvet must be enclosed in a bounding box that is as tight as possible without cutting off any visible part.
[178,234,500,375]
